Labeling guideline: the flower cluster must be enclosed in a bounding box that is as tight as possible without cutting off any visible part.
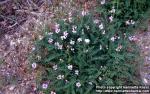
[31,1,145,93]
[126,20,135,25]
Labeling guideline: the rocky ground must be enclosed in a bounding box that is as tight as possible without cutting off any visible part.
[135,30,150,85]
[0,18,38,94]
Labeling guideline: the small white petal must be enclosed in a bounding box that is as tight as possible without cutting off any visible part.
[67,65,73,70]
[32,63,37,69]
[53,65,58,70]
[70,40,75,45]
[84,39,90,44]
[99,24,104,30]
[88,82,93,85]
[77,38,82,42]
[75,70,79,75]
[109,16,113,22]
[143,78,148,84]
[102,30,105,34]
[39,35,44,40]
[100,45,102,50]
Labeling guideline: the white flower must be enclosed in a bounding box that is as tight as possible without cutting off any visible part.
[94,19,99,24]
[61,36,66,40]
[84,39,90,44]
[75,70,79,75]
[77,38,82,42]
[67,64,73,70]
[57,75,62,79]
[57,75,64,80]
[53,65,57,70]
[42,83,48,89]
[128,36,136,41]
[51,91,56,94]
[76,82,81,88]
[55,23,60,33]
[101,0,105,5]
[126,20,130,25]
[54,42,63,49]
[109,16,113,22]
[126,20,135,25]
[48,38,53,44]
[110,37,115,42]
[32,63,37,69]
[70,40,75,45]
[99,23,104,30]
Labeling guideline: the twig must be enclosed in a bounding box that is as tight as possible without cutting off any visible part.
[0,0,10,5]
[0,15,24,29]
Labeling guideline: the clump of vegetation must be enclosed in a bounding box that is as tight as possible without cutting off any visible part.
[30,0,150,94]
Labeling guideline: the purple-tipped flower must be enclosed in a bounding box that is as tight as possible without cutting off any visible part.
[76,82,81,88]
[42,83,48,89]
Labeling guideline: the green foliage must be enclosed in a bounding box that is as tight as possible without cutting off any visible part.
[31,0,150,94]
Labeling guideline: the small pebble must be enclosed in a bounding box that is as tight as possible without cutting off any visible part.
[9,85,15,91]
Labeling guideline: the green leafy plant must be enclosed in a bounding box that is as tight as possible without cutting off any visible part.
[30,0,150,94]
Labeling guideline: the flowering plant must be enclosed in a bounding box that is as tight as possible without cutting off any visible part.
[32,14,139,93]
[30,0,150,94]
